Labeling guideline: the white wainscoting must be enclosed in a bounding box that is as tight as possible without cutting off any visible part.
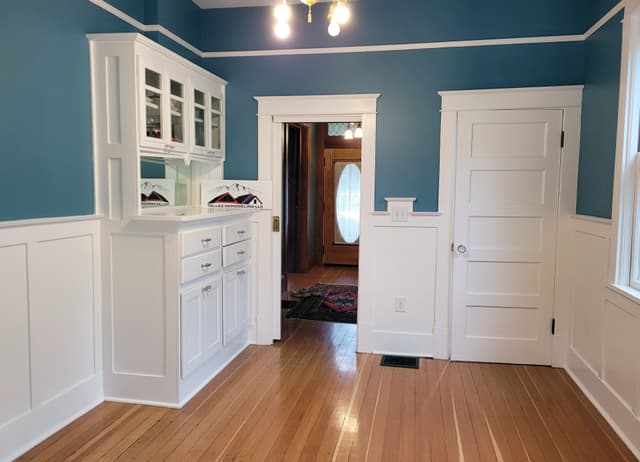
[566,215,640,459]
[364,198,450,358]
[0,217,103,462]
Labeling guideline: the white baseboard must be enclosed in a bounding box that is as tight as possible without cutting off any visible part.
[566,348,640,460]
[1,374,103,462]
[372,330,434,357]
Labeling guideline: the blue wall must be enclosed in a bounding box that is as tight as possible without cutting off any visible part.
[202,0,592,52]
[0,0,139,221]
[206,46,584,211]
[576,11,623,219]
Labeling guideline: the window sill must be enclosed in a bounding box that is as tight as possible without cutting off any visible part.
[607,283,640,306]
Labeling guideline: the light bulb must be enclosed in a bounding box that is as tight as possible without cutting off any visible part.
[274,22,291,39]
[274,2,291,22]
[328,21,341,37]
[344,128,354,140]
[354,126,363,138]
[333,2,350,25]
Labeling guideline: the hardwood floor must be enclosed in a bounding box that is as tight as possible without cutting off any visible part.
[20,316,637,461]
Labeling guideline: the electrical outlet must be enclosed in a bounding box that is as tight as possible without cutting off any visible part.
[391,206,409,222]
[395,296,407,312]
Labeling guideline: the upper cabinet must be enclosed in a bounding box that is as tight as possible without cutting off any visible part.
[138,54,190,156]
[137,52,225,162]
[190,74,225,162]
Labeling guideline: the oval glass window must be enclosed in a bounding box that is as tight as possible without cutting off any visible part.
[335,162,361,244]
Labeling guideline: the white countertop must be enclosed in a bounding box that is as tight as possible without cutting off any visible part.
[133,206,258,223]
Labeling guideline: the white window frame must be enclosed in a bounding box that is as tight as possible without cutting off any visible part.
[610,0,640,292]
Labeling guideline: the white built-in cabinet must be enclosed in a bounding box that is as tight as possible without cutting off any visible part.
[136,45,225,162]
[88,33,253,408]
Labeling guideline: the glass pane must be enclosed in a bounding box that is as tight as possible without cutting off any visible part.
[211,96,221,112]
[170,80,183,98]
[145,89,161,139]
[194,89,205,106]
[211,113,220,150]
[145,69,161,89]
[334,162,361,245]
[194,107,205,147]
[171,99,184,143]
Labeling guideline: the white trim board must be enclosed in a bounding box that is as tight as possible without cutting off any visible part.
[89,0,624,59]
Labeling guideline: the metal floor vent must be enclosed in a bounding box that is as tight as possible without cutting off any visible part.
[380,355,419,369]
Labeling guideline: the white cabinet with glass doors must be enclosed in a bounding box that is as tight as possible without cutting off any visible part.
[137,52,225,163]
[138,54,190,157]
[190,74,225,162]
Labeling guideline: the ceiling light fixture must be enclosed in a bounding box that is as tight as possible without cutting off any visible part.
[273,0,351,38]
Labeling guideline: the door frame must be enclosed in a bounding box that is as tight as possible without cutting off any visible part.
[438,86,584,366]
[254,94,380,352]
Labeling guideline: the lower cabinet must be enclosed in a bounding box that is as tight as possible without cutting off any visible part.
[180,275,222,379]
[223,265,250,345]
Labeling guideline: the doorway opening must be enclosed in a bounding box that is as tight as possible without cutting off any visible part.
[280,122,361,337]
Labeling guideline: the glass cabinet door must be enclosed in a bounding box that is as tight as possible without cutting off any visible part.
[210,95,221,151]
[193,88,207,152]
[169,79,185,147]
[144,68,163,141]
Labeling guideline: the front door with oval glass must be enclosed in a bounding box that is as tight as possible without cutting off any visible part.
[323,149,361,265]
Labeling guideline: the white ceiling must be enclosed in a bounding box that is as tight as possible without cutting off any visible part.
[193,0,332,8]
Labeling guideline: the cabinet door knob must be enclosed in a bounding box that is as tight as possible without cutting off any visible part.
[201,263,213,269]
[237,250,246,256]
[237,270,246,276]
[202,284,212,294]
[237,230,246,235]
[201,238,213,243]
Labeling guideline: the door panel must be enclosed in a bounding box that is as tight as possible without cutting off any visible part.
[180,285,203,378]
[203,277,222,360]
[452,109,563,365]
[323,149,361,266]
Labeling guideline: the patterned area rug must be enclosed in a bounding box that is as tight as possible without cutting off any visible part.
[284,284,357,324]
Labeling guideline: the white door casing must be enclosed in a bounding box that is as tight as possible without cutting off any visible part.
[255,94,379,350]
[451,109,564,365]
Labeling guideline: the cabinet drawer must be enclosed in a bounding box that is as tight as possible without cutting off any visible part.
[223,222,251,246]
[223,240,251,268]
[181,227,221,258]
[182,250,221,284]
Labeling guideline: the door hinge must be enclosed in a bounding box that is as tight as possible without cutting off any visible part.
[272,216,280,232]
[560,131,565,148]
[450,243,454,252]
[551,318,556,336]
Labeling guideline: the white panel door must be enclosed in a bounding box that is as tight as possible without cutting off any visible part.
[223,271,238,345]
[452,109,563,365]
[202,276,223,360]
[180,285,204,378]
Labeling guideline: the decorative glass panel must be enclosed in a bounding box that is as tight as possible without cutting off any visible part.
[211,96,221,112]
[170,80,183,98]
[194,107,205,147]
[145,89,161,139]
[194,89,205,106]
[328,122,349,137]
[145,69,161,89]
[334,162,361,245]
[211,113,220,150]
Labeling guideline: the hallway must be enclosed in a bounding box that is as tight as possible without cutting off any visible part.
[20,318,636,461]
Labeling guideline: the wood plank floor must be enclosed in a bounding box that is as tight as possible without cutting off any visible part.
[20,317,637,461]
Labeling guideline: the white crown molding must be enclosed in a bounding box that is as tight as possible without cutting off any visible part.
[90,0,624,59]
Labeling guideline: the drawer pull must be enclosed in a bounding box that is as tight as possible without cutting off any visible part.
[237,270,246,276]
[201,263,213,269]
[237,250,247,256]
[237,230,247,235]
[201,238,213,244]
[164,144,175,150]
